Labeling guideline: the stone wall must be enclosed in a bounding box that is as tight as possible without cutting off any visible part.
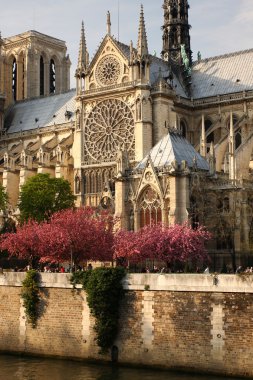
[0,273,253,377]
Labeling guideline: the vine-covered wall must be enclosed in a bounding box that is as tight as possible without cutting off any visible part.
[0,273,252,378]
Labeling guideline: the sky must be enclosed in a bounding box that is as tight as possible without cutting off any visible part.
[1,0,253,87]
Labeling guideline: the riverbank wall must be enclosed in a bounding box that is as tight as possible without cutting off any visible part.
[0,272,253,378]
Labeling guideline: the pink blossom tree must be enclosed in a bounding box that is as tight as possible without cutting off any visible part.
[0,220,42,265]
[0,207,115,266]
[114,223,211,268]
[39,207,115,264]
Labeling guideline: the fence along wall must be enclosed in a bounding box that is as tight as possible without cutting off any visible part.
[0,273,253,378]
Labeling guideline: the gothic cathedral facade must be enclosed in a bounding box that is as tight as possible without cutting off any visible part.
[1,0,253,269]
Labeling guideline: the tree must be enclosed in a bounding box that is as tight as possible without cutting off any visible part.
[0,185,15,234]
[0,220,41,266]
[40,207,115,264]
[114,223,211,268]
[19,174,76,222]
[0,184,8,213]
[0,207,115,266]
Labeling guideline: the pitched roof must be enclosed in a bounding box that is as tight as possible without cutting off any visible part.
[191,49,253,99]
[4,90,76,134]
[150,56,188,97]
[135,132,209,171]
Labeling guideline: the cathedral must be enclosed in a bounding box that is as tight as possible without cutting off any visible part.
[0,0,253,269]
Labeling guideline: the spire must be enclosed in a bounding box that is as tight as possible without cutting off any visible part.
[137,4,148,58]
[200,114,206,158]
[107,11,111,35]
[77,21,88,70]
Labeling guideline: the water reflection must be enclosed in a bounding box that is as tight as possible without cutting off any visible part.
[0,355,240,380]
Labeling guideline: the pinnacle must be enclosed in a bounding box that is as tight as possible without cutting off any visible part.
[137,4,148,57]
[77,21,88,69]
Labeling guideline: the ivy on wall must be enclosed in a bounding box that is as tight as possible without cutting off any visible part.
[21,270,40,328]
[71,267,126,353]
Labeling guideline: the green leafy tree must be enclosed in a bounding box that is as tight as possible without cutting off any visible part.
[0,184,8,213]
[19,174,75,223]
[0,185,14,234]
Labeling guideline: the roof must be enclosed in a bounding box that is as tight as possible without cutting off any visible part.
[191,49,253,99]
[4,90,76,134]
[150,56,188,97]
[3,30,66,46]
[135,132,209,171]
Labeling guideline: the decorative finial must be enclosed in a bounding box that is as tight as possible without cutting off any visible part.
[107,11,111,35]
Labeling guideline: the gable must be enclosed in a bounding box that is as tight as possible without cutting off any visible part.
[86,36,131,91]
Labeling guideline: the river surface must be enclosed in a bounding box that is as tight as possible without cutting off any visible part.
[0,354,243,380]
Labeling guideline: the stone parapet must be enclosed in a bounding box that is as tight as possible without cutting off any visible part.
[1,272,253,293]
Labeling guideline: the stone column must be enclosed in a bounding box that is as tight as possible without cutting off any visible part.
[3,169,20,208]
[114,179,127,229]
[169,174,189,224]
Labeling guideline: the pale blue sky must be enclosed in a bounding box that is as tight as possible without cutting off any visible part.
[1,0,253,87]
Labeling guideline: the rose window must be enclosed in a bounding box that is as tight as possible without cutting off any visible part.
[96,55,121,86]
[84,99,135,163]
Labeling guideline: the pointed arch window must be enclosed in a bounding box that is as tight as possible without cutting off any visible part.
[50,59,56,94]
[40,56,45,96]
[139,187,162,228]
[12,58,17,101]
[180,119,187,138]
[205,119,214,144]
[228,114,241,149]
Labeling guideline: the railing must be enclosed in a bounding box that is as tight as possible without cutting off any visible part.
[176,90,253,108]
[81,80,138,96]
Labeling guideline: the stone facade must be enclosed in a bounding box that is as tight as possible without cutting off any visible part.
[1,1,253,268]
[1,272,253,378]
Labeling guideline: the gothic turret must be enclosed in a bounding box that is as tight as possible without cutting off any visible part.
[75,21,89,94]
[161,0,192,67]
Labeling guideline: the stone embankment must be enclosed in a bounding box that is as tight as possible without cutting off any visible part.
[0,272,253,378]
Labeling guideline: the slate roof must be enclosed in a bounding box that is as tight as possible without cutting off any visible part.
[149,56,187,97]
[5,90,76,134]
[191,49,253,99]
[135,132,209,171]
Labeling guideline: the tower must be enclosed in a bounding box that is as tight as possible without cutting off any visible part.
[2,31,71,107]
[161,0,192,66]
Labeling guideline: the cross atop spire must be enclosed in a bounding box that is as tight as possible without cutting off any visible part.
[77,21,88,70]
[137,4,148,58]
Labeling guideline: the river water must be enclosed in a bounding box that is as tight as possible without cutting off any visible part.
[0,355,242,380]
